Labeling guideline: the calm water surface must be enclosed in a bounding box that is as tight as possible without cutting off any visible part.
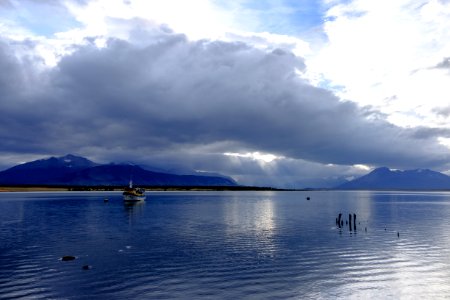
[2,190,450,299]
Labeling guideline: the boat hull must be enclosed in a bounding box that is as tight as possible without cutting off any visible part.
[123,194,146,202]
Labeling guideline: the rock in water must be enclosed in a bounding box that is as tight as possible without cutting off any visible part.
[61,255,76,261]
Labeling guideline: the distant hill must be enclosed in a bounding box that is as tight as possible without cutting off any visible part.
[336,167,450,190]
[0,154,238,187]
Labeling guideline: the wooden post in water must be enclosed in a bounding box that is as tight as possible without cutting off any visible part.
[353,213,356,231]
[349,213,352,231]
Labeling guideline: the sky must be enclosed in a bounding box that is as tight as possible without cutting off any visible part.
[0,0,450,188]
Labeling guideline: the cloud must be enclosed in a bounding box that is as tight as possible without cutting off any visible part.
[307,0,450,129]
[412,126,450,139]
[1,0,450,187]
[1,20,450,188]
[433,106,450,118]
[0,0,12,8]
[0,0,80,38]
[435,57,450,70]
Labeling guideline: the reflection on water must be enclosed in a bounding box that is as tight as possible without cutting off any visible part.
[251,198,276,235]
[2,191,450,298]
[224,196,275,234]
[123,201,145,223]
[224,195,277,258]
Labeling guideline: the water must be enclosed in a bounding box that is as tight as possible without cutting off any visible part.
[2,190,450,299]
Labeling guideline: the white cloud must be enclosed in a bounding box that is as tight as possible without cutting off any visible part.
[306,0,450,128]
[63,0,232,41]
[5,0,311,68]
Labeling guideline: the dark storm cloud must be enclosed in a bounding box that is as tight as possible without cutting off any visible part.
[0,41,42,150]
[412,127,450,139]
[1,24,450,174]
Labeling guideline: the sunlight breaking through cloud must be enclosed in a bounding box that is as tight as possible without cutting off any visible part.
[353,164,371,171]
[224,152,282,163]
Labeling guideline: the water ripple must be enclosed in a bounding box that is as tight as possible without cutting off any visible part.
[2,191,450,298]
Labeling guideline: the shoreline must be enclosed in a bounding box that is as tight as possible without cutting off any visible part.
[0,185,288,192]
[2,186,450,193]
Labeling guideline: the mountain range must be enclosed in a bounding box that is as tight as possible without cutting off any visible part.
[336,167,450,190]
[0,154,237,187]
[2,155,450,190]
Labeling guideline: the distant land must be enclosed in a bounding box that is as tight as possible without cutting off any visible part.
[0,154,239,188]
[3,155,450,191]
[336,167,450,190]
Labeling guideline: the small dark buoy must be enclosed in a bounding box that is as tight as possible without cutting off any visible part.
[61,255,76,261]
[397,232,400,238]
[82,265,92,270]
[365,227,367,232]
[306,197,310,200]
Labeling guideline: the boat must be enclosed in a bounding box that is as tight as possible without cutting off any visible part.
[123,180,146,202]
